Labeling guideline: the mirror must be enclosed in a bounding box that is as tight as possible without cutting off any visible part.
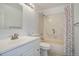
[0,3,23,29]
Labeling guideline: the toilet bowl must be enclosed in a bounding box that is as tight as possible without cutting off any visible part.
[40,42,50,56]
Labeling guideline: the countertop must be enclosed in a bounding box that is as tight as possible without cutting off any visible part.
[0,36,39,54]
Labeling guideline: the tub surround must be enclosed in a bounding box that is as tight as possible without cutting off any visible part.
[42,36,64,45]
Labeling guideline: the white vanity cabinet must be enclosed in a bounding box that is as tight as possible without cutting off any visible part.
[1,39,40,56]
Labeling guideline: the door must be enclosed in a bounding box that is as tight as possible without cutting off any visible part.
[74,25,79,55]
[74,4,79,56]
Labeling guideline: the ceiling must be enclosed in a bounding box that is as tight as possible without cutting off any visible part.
[34,3,66,11]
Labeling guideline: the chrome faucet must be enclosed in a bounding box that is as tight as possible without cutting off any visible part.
[11,33,19,40]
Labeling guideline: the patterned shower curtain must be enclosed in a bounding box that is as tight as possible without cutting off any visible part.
[64,4,74,56]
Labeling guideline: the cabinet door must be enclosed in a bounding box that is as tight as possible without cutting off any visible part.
[21,39,40,56]
[0,11,5,29]
[32,40,40,56]
[0,5,5,29]
[4,4,22,29]
[0,4,22,29]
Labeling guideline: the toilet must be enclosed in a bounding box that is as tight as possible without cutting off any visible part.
[40,42,50,56]
[31,34,50,56]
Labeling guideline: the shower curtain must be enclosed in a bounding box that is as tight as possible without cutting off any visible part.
[64,4,74,56]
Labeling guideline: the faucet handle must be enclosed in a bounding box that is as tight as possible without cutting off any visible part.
[14,33,19,36]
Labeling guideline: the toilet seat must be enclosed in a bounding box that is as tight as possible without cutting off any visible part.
[40,42,50,50]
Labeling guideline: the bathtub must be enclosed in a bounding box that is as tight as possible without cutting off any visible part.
[48,43,64,56]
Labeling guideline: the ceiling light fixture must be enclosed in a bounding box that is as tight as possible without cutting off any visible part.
[25,3,35,9]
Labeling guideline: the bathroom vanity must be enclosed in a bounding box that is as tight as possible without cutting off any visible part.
[0,36,40,56]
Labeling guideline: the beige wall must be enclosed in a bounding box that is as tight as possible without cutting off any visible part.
[38,13,44,35]
[38,6,65,42]
[43,13,65,40]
